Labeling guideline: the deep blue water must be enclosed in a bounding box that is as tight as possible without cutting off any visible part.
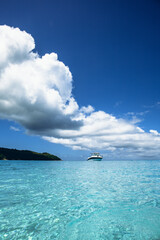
[0,160,160,240]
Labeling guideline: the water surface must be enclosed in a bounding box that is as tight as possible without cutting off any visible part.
[0,160,160,239]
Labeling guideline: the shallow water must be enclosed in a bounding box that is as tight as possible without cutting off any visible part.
[0,160,160,240]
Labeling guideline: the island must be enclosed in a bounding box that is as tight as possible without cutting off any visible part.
[0,147,61,161]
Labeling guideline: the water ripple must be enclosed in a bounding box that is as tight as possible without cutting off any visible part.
[0,160,160,239]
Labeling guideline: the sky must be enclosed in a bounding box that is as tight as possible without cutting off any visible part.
[0,0,160,160]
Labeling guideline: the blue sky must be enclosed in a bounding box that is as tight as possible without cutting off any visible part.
[0,0,160,160]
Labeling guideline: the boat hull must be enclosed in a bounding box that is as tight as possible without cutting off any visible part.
[87,157,102,161]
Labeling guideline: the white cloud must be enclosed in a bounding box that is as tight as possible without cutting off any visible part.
[10,126,20,131]
[80,105,94,114]
[125,110,149,124]
[0,25,36,70]
[0,25,81,135]
[1,25,160,159]
[149,129,160,136]
[43,112,160,158]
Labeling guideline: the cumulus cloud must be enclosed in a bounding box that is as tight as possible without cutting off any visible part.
[43,112,160,159]
[0,25,82,135]
[1,25,160,159]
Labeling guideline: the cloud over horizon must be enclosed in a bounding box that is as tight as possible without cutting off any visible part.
[1,25,160,159]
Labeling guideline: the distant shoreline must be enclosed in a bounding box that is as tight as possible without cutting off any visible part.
[0,147,61,161]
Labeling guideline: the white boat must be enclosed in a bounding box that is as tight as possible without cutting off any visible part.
[87,152,103,161]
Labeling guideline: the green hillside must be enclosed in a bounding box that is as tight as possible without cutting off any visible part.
[0,147,61,161]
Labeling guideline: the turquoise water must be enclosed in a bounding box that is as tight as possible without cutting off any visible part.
[0,160,160,240]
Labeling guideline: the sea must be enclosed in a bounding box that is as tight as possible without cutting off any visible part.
[0,160,160,240]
